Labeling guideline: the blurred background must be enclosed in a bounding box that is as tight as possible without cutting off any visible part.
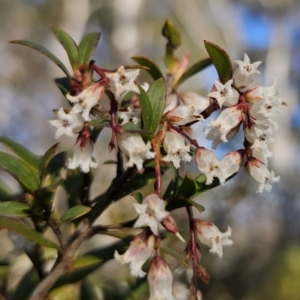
[0,0,300,299]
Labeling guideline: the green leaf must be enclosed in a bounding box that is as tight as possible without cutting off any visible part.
[147,78,166,134]
[53,255,103,288]
[0,136,40,173]
[186,198,205,213]
[10,40,72,80]
[117,169,156,199]
[176,57,212,87]
[61,205,91,223]
[131,56,163,81]
[0,179,15,201]
[39,143,59,185]
[162,20,182,49]
[88,118,110,128]
[194,173,220,196]
[122,122,152,138]
[10,268,39,300]
[80,278,102,300]
[0,152,39,193]
[34,182,60,211]
[54,77,71,96]
[51,25,79,70]
[160,245,190,269]
[132,191,143,204]
[138,86,153,132]
[204,40,232,83]
[78,32,101,66]
[176,173,196,199]
[46,151,68,184]
[0,202,30,217]
[0,217,59,249]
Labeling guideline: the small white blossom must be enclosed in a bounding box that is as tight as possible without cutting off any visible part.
[68,137,98,173]
[67,84,105,121]
[251,146,272,165]
[165,94,210,125]
[114,230,155,277]
[117,132,155,171]
[204,106,244,149]
[148,255,175,300]
[133,193,169,235]
[193,220,233,258]
[244,81,279,103]
[247,158,280,193]
[162,131,192,169]
[195,148,243,185]
[233,53,261,90]
[163,93,179,114]
[106,66,140,101]
[49,108,84,139]
[208,79,239,107]
[117,104,140,125]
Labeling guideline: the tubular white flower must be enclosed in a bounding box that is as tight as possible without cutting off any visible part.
[165,94,210,125]
[67,84,105,121]
[117,104,140,125]
[233,53,261,90]
[247,158,280,193]
[148,255,175,300]
[208,79,239,107]
[195,148,243,185]
[117,132,155,171]
[114,230,155,277]
[49,108,84,139]
[163,93,179,114]
[106,66,140,102]
[244,125,275,147]
[204,106,244,149]
[68,137,98,173]
[244,81,279,104]
[193,220,233,258]
[133,193,169,235]
[162,131,192,169]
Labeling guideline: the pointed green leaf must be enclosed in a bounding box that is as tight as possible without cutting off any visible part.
[176,57,212,87]
[0,136,40,172]
[176,173,196,199]
[186,198,205,213]
[78,32,101,66]
[132,191,143,204]
[46,151,68,184]
[39,143,59,184]
[53,255,103,288]
[80,278,102,300]
[160,245,190,269]
[0,179,15,201]
[131,56,163,81]
[0,217,59,249]
[88,118,110,128]
[138,86,153,131]
[34,181,60,211]
[162,20,181,49]
[54,77,71,96]
[122,122,152,138]
[61,205,91,223]
[204,40,232,83]
[147,78,166,134]
[0,152,39,193]
[10,268,39,300]
[51,25,79,70]
[10,40,72,79]
[194,173,220,196]
[0,202,30,217]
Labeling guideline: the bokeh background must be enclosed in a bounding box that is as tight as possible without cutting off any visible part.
[0,0,300,299]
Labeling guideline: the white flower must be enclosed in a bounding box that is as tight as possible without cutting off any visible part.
[244,81,279,104]
[49,108,84,139]
[247,158,280,193]
[114,230,155,277]
[9,231,35,255]
[204,106,244,149]
[251,146,273,165]
[162,131,192,169]
[208,79,239,107]
[68,137,98,173]
[163,93,179,114]
[117,132,155,171]
[67,84,105,121]
[165,94,210,125]
[117,104,140,125]
[244,125,275,147]
[106,66,140,101]
[148,255,175,300]
[133,193,169,235]
[233,53,261,90]
[193,220,233,258]
[195,148,243,185]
